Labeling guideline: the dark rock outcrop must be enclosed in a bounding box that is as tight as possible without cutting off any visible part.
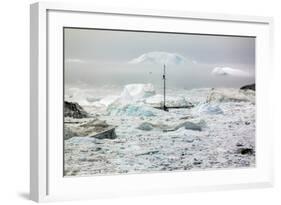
[80,120,117,139]
[64,101,88,118]
[64,126,79,140]
[92,127,117,140]
[64,119,117,140]
[236,147,255,155]
[240,84,255,91]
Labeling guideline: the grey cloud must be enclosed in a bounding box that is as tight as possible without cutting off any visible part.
[64,28,255,89]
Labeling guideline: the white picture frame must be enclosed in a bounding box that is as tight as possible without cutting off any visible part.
[30,2,274,202]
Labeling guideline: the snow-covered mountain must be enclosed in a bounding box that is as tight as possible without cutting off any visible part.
[129,51,187,65]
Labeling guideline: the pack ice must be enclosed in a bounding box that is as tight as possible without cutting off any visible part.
[64,84,255,176]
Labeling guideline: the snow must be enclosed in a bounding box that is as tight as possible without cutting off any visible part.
[129,51,187,65]
[64,86,255,176]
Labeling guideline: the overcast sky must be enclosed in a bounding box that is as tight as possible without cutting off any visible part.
[64,28,255,90]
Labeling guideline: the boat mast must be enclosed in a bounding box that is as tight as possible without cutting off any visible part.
[163,64,168,111]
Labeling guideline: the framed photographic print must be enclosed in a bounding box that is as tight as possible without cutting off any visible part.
[30,2,274,202]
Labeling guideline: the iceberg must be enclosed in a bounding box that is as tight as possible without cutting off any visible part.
[145,94,192,107]
[90,84,156,108]
[212,67,249,77]
[197,103,224,115]
[137,122,154,131]
[65,88,100,106]
[119,83,156,102]
[206,88,255,103]
[163,119,207,132]
[92,95,119,107]
[107,103,160,117]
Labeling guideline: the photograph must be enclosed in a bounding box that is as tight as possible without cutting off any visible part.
[63,28,256,177]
